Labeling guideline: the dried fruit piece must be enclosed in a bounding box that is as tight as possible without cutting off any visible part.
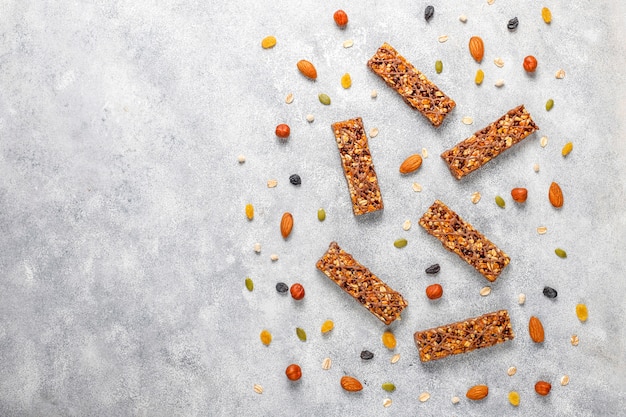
[317,208,326,221]
[475,68,485,85]
[576,303,588,322]
[280,212,294,238]
[562,142,573,156]
[260,329,272,346]
[543,286,558,299]
[541,7,552,24]
[508,17,519,31]
[469,36,485,62]
[425,264,440,274]
[245,203,254,220]
[495,195,506,208]
[435,60,443,74]
[424,5,434,22]
[511,188,528,203]
[285,364,302,381]
[535,381,551,396]
[466,385,489,400]
[382,331,397,349]
[275,124,290,139]
[382,382,396,392]
[341,376,363,392]
[261,36,276,49]
[276,282,289,293]
[289,174,301,186]
[297,60,317,80]
[360,350,374,360]
[523,55,538,72]
[549,182,564,208]
[245,277,253,292]
[546,99,554,111]
[341,73,352,89]
[399,154,423,174]
[333,9,348,27]
[508,391,520,406]
[290,283,305,300]
[321,320,334,333]
[529,316,545,343]
[318,93,331,105]
[394,238,407,248]
[555,248,567,258]
[426,283,443,300]
[296,327,307,342]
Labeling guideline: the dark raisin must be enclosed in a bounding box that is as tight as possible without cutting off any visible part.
[507,17,519,31]
[289,174,301,186]
[360,350,374,360]
[425,263,440,274]
[424,5,434,22]
[543,286,558,299]
[276,282,289,293]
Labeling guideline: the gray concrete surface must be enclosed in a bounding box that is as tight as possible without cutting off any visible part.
[1,1,625,416]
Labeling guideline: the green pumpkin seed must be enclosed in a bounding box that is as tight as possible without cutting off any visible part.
[546,99,554,111]
[495,195,505,208]
[382,382,396,392]
[296,327,307,341]
[435,60,443,74]
[245,277,254,291]
[394,238,407,248]
[318,208,326,221]
[555,248,567,258]
[318,93,331,105]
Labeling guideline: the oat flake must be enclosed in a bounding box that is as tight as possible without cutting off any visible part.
[383,398,392,408]
[560,375,570,386]
[438,35,449,43]
[267,179,277,188]
[369,127,379,138]
[343,39,354,48]
[412,183,422,192]
[507,366,517,376]
[419,392,430,402]
[480,286,491,296]
[402,220,412,231]
[390,353,401,364]
[253,384,263,394]
[540,136,548,147]
[462,116,474,125]
[422,148,428,158]
[285,93,294,104]
[494,58,504,67]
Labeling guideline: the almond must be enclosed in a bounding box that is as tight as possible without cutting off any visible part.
[549,182,563,208]
[425,284,443,300]
[297,60,317,80]
[511,187,528,203]
[534,381,552,396]
[468,36,484,62]
[466,385,489,400]
[280,212,293,239]
[399,154,423,174]
[528,316,545,343]
[340,375,363,392]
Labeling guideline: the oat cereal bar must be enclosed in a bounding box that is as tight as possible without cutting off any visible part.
[331,118,383,216]
[441,104,539,179]
[316,242,408,325]
[367,42,456,127]
[419,200,510,282]
[414,310,514,362]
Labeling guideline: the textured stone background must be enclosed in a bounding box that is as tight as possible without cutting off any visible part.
[1,1,625,416]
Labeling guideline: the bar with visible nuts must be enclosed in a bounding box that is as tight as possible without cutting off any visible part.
[414,310,514,362]
[331,118,384,216]
[367,43,456,127]
[441,105,539,179]
[419,200,510,282]
[316,242,408,325]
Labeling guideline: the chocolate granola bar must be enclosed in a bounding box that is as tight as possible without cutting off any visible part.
[419,200,510,282]
[331,118,383,216]
[316,242,408,325]
[414,310,514,362]
[367,42,456,127]
[441,104,539,179]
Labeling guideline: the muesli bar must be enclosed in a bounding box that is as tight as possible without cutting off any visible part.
[419,200,510,282]
[316,242,408,325]
[441,104,539,179]
[367,42,456,127]
[414,310,514,362]
[331,118,383,216]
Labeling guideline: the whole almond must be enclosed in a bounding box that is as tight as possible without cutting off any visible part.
[399,154,423,174]
[280,212,293,239]
[468,36,485,62]
[528,316,545,343]
[511,188,528,203]
[466,385,489,400]
[549,182,563,208]
[534,381,552,396]
[340,375,363,392]
[297,60,317,80]
[425,284,443,300]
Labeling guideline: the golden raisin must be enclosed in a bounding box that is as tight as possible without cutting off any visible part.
[341,73,352,89]
[260,329,272,346]
[475,69,484,85]
[382,331,396,349]
[321,320,334,333]
[508,391,520,406]
[261,36,276,49]
[576,303,588,322]
[245,203,254,220]
[542,7,552,24]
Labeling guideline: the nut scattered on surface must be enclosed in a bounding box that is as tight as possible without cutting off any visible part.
[495,79,505,87]
[402,220,412,231]
[383,398,392,408]
[471,191,481,204]
[462,116,474,125]
[529,316,545,343]
[369,127,379,138]
[549,182,564,208]
[400,154,423,174]
[494,57,504,67]
[459,14,467,23]
[390,353,401,364]
[518,293,526,304]
[306,114,315,123]
[507,366,517,376]
[571,334,579,346]
[541,136,548,147]
[267,179,277,188]
[419,392,431,402]
[371,89,378,98]
[270,253,278,261]
[556,69,566,79]
[438,35,449,43]
[253,243,261,253]
[511,188,528,203]
[343,39,354,48]
[426,284,443,300]
[452,396,460,404]
[560,375,570,386]
[480,286,492,296]
[535,381,552,396]
[322,357,332,370]
[466,385,489,400]
[280,212,294,238]
[468,36,484,62]
[285,93,294,104]
[297,59,317,80]
[341,376,363,392]
[537,226,547,234]
[237,154,246,163]
[253,384,263,394]
[412,182,422,192]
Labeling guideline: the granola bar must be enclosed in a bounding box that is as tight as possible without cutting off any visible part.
[441,104,539,179]
[367,42,456,127]
[316,242,408,325]
[419,200,510,282]
[414,310,514,362]
[331,118,383,216]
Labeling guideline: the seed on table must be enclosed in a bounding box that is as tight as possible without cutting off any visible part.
[495,195,506,208]
[289,174,301,186]
[425,263,440,274]
[542,7,552,23]
[343,39,354,48]
[507,366,517,376]
[382,382,396,392]
[261,36,276,49]
[317,208,326,221]
[245,203,254,220]
[435,60,443,73]
[419,392,430,402]
[543,286,558,299]
[560,375,570,386]
[518,293,526,305]
[253,243,261,253]
[318,93,331,105]
[369,127,379,138]
[390,353,401,364]
[321,320,334,333]
[402,220,412,231]
[555,248,567,258]
[245,277,254,292]
[475,69,484,85]
[276,282,289,293]
[341,73,352,89]
[562,142,573,156]
[471,191,481,204]
[508,17,519,30]
[296,327,307,342]
[571,334,579,346]
[480,286,491,296]
[360,350,374,360]
[382,331,397,349]
[306,114,315,123]
[424,5,435,22]
[546,99,554,111]
[260,329,272,346]
[576,303,588,322]
[285,93,294,104]
[394,238,408,248]
[322,357,332,370]
[508,391,520,406]
[383,398,392,408]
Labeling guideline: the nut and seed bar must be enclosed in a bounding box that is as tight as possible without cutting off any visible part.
[316,242,408,325]
[331,118,383,216]
[367,42,456,127]
[441,105,539,179]
[419,200,510,282]
[414,310,514,362]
